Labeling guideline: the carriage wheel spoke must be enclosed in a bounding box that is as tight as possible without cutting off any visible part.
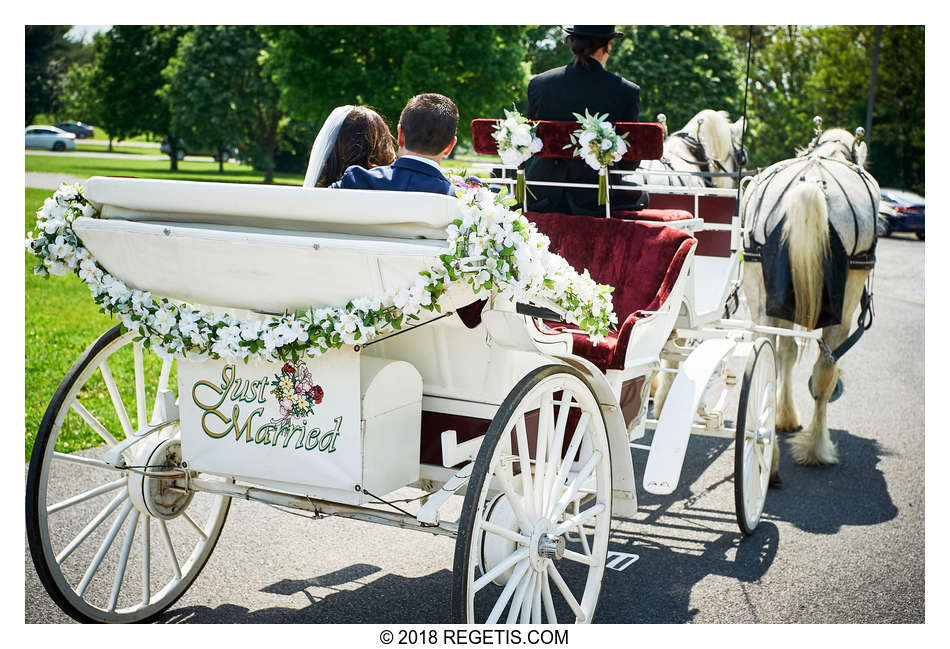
[507,568,534,623]
[485,559,530,624]
[56,492,128,565]
[494,464,533,530]
[107,509,139,612]
[48,477,126,515]
[479,518,529,546]
[574,498,592,556]
[182,511,208,541]
[142,515,151,606]
[517,572,537,623]
[473,548,529,594]
[100,360,134,439]
[562,548,600,567]
[69,400,119,447]
[77,499,133,597]
[150,357,173,424]
[158,519,182,581]
[548,563,586,622]
[541,569,557,623]
[550,450,601,522]
[531,572,543,623]
[133,343,147,429]
[552,503,605,538]
[542,390,572,515]
[514,416,536,520]
[52,451,123,472]
[545,412,590,518]
[533,396,554,519]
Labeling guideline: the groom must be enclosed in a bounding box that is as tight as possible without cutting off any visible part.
[331,93,457,195]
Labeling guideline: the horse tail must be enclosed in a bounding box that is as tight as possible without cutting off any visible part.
[781,181,829,330]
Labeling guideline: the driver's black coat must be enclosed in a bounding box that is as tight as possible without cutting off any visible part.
[525,58,647,217]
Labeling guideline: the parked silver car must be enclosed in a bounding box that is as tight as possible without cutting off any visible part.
[25,125,77,152]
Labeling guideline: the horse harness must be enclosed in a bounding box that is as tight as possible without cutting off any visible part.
[667,131,747,188]
[741,152,877,363]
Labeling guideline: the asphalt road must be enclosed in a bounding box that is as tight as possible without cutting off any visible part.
[24,233,925,624]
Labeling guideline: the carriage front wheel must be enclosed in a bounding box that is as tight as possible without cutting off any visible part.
[734,337,777,535]
[26,326,231,623]
[452,365,612,623]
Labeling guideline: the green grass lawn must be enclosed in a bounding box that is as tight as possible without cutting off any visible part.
[25,188,172,462]
[75,142,163,156]
[26,153,307,185]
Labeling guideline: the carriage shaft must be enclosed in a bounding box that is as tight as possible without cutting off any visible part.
[184,477,459,539]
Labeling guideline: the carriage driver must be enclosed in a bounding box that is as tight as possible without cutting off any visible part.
[525,25,648,217]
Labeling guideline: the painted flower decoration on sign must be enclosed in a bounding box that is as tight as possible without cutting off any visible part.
[270,360,323,421]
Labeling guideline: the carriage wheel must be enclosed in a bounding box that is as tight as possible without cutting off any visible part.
[26,326,230,623]
[734,338,777,535]
[452,365,612,623]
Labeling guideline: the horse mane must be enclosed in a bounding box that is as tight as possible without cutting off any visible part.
[797,128,857,159]
[682,109,733,163]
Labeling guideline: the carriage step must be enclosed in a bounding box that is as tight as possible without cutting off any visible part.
[643,338,736,495]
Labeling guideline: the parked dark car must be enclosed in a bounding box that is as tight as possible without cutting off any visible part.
[877,188,925,240]
[161,136,237,162]
[55,121,94,139]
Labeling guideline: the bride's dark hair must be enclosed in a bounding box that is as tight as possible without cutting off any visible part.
[317,106,396,187]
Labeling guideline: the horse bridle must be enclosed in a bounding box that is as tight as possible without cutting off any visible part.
[671,131,748,187]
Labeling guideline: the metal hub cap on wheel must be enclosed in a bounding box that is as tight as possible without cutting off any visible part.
[128,438,194,520]
[536,532,565,561]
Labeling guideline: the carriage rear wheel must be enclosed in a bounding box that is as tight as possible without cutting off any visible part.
[452,365,612,623]
[734,338,777,535]
[26,326,230,623]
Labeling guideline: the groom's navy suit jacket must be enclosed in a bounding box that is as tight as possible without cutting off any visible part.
[331,157,454,196]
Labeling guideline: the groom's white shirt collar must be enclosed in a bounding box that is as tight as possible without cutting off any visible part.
[399,154,444,175]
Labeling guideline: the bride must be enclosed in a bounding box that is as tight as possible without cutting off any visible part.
[303,105,396,187]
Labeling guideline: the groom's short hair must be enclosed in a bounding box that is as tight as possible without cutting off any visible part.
[399,93,458,155]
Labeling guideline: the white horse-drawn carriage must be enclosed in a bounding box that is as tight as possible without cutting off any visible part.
[28,115,839,623]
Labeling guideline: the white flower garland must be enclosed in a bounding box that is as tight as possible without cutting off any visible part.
[26,183,618,363]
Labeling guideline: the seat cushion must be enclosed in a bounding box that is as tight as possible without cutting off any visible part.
[612,208,694,222]
[528,211,696,370]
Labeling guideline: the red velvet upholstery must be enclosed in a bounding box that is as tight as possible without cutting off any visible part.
[471,119,664,161]
[526,211,696,372]
[612,208,694,223]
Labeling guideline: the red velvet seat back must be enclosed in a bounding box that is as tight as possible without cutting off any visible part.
[526,211,694,325]
[471,119,664,161]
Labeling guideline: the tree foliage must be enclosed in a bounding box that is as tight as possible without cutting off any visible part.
[263,26,530,147]
[728,25,925,194]
[25,26,90,124]
[91,26,188,162]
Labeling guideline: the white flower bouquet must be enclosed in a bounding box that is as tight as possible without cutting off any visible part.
[26,183,618,363]
[492,108,543,202]
[566,109,630,205]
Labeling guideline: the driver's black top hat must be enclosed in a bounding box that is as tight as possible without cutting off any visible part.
[563,25,624,39]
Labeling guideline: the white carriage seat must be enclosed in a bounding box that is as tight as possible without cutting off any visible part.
[83,176,460,240]
[522,211,698,373]
[74,177,477,314]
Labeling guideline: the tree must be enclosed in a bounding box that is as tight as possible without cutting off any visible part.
[59,60,103,127]
[163,26,284,181]
[263,26,529,148]
[92,26,188,164]
[25,26,87,124]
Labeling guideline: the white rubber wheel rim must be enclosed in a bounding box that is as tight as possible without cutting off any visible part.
[735,338,777,534]
[26,327,230,623]
[454,366,611,623]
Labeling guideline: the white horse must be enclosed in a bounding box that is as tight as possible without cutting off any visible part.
[626,109,746,189]
[740,126,879,470]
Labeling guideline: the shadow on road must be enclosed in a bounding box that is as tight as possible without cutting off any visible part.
[767,429,898,534]
[160,564,453,623]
